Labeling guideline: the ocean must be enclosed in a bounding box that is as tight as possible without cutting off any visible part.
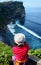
[6,7,41,49]
[18,7,41,49]
[16,8,41,49]
[24,8,41,36]
[0,7,41,49]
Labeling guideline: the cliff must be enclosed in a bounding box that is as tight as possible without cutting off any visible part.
[0,1,25,30]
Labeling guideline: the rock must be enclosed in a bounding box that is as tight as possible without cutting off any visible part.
[0,1,25,30]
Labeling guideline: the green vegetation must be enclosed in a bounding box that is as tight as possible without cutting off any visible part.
[28,49,41,59]
[1,41,41,65]
[0,41,13,65]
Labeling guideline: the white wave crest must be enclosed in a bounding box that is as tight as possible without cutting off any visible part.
[16,24,41,39]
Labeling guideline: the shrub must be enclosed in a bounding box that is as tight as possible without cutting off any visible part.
[0,41,13,65]
[28,48,41,59]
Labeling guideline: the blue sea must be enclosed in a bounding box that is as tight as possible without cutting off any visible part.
[18,8,41,48]
[25,7,41,36]
[0,7,41,49]
[6,7,41,49]
[21,7,41,49]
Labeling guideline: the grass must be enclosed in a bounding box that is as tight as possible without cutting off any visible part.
[28,48,41,59]
[0,41,13,65]
[0,41,41,65]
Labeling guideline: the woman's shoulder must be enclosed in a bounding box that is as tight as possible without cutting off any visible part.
[24,42,30,49]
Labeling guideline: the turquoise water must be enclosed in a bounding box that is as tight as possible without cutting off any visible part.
[4,23,41,49]
[13,25,41,49]
[3,7,41,49]
[25,8,41,36]
[13,8,41,49]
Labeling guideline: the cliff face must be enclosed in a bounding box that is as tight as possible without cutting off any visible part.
[0,1,25,30]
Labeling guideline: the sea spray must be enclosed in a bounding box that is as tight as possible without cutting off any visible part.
[7,23,16,35]
[7,20,41,39]
[16,23,41,39]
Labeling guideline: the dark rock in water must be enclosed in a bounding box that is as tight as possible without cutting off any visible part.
[0,1,25,31]
[0,29,14,47]
[0,35,3,41]
[0,32,4,42]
